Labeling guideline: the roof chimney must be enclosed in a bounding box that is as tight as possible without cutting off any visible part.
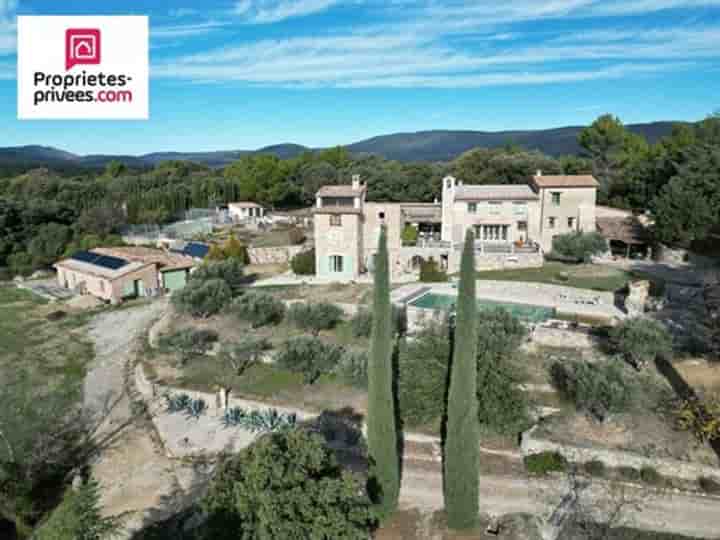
[351,174,361,190]
[536,169,543,177]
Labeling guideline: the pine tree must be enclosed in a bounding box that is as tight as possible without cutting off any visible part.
[367,226,400,517]
[444,230,480,530]
[35,478,121,540]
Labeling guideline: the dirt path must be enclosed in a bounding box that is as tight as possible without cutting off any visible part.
[85,300,209,538]
[399,459,720,539]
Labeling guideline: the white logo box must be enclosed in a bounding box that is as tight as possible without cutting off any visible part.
[18,16,149,120]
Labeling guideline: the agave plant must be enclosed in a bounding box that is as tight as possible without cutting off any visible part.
[165,393,192,413]
[185,398,207,420]
[219,406,298,433]
[222,406,248,428]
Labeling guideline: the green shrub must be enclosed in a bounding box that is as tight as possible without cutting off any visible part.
[201,430,376,539]
[551,231,608,263]
[398,324,451,426]
[336,350,368,388]
[218,337,270,375]
[609,317,673,369]
[617,466,641,482]
[350,306,406,338]
[419,258,448,282]
[398,309,529,434]
[275,337,344,384]
[290,248,316,275]
[698,476,720,494]
[231,292,285,327]
[640,466,664,486]
[549,359,636,421]
[172,278,232,318]
[287,301,344,335]
[190,259,245,296]
[476,308,530,435]
[223,235,249,263]
[401,225,418,246]
[524,451,567,475]
[158,328,218,365]
[583,460,606,477]
[35,478,121,540]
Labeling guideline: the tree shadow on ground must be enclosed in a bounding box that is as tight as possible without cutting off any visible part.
[654,353,720,462]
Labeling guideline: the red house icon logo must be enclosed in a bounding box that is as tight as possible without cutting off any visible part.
[65,28,101,70]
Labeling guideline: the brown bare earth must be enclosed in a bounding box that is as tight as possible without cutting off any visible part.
[674,358,720,392]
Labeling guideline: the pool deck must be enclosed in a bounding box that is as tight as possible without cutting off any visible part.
[392,280,626,322]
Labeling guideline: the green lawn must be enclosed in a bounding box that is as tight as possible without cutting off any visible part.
[250,228,302,248]
[0,286,94,391]
[476,262,638,292]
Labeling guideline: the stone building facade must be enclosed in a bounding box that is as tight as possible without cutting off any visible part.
[314,172,598,280]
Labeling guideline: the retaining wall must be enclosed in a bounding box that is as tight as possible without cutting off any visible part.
[247,245,307,265]
[521,425,720,483]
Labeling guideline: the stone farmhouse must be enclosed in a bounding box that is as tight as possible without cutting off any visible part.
[313,172,598,279]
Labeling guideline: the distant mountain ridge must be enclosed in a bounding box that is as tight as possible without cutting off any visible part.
[0,122,680,170]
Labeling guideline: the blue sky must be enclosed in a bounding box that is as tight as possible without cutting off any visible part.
[1,0,719,155]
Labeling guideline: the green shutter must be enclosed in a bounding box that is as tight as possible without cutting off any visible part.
[344,255,354,276]
[318,255,330,277]
[163,270,188,292]
[122,281,135,298]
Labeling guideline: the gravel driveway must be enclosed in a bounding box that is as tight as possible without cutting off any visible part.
[85,300,211,538]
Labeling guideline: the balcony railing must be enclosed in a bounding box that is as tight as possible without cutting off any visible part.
[460,241,541,254]
[403,238,452,249]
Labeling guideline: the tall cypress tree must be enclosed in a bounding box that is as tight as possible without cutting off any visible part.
[367,226,400,517]
[444,230,479,530]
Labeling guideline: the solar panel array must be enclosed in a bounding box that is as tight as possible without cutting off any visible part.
[70,250,129,271]
[183,242,210,259]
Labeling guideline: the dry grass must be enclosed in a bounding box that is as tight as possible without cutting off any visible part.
[673,359,720,392]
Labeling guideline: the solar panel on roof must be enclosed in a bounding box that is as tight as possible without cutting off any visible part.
[184,243,210,259]
[70,250,128,270]
[71,250,98,264]
[94,254,128,270]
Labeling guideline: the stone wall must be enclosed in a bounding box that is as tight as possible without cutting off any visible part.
[521,425,720,483]
[474,251,544,272]
[654,244,688,264]
[530,325,595,349]
[247,245,307,265]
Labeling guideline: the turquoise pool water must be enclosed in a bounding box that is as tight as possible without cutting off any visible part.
[409,293,555,323]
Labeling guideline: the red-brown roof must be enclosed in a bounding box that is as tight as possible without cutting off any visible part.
[92,247,196,271]
[532,175,599,188]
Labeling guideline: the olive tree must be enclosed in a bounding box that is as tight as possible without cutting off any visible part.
[202,429,376,539]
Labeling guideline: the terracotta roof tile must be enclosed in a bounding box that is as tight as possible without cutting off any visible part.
[92,247,197,271]
[317,184,366,197]
[532,175,599,188]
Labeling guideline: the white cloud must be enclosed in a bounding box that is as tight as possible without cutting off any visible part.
[233,0,342,23]
[151,0,720,89]
[152,21,229,40]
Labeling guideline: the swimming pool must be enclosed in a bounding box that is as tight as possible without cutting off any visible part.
[408,293,555,323]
